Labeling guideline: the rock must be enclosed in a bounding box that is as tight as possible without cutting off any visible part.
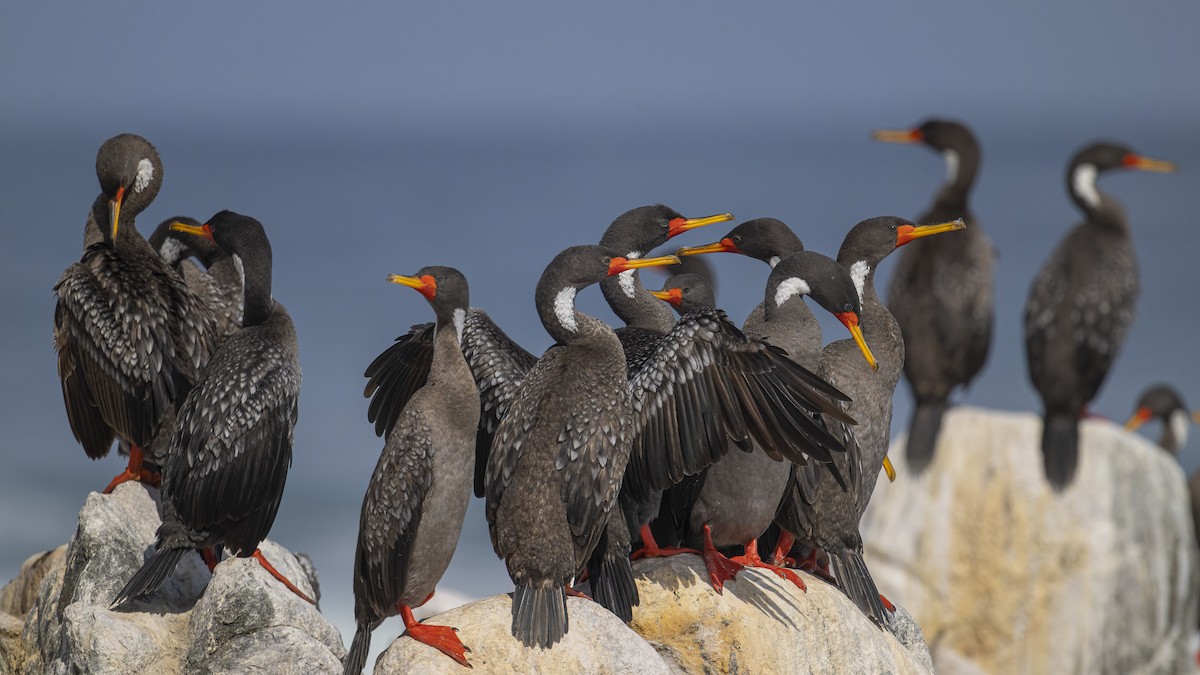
[375,555,931,674]
[630,555,932,674]
[0,546,67,673]
[375,594,672,674]
[7,482,345,674]
[863,407,1200,675]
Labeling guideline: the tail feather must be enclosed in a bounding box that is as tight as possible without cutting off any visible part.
[588,551,639,623]
[111,546,188,608]
[1042,414,1080,491]
[343,623,373,675]
[905,402,946,474]
[512,583,568,649]
[830,549,889,628]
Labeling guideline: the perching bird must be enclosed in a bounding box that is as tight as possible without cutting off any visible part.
[873,120,995,472]
[54,134,216,493]
[346,267,480,672]
[148,216,245,343]
[1024,142,1175,490]
[1125,384,1200,456]
[112,211,310,607]
[776,216,964,626]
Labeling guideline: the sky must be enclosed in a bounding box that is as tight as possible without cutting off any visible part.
[2,1,1198,667]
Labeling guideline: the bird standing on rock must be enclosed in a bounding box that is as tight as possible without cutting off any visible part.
[873,120,995,473]
[112,211,310,608]
[1024,142,1175,490]
[346,267,480,672]
[54,134,216,493]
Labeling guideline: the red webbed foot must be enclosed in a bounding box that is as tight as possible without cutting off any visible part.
[400,604,472,668]
[732,540,806,592]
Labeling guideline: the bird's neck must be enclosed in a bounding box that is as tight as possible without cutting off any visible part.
[537,283,613,345]
[428,315,475,394]
[934,146,978,206]
[601,270,675,332]
[239,256,274,327]
[1069,164,1128,229]
[1160,410,1189,455]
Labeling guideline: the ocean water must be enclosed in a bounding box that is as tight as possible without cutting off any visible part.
[2,122,1197,666]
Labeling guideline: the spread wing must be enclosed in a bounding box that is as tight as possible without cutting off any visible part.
[166,326,301,555]
[624,308,853,501]
[352,406,434,620]
[364,322,436,438]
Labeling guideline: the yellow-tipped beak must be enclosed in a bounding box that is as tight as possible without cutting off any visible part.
[387,274,425,289]
[621,254,682,270]
[109,186,125,240]
[668,212,734,238]
[849,322,878,372]
[649,289,674,301]
[1124,408,1152,431]
[872,128,922,144]
[1125,154,1177,173]
[882,455,896,482]
[169,220,212,239]
[897,218,966,246]
[676,240,736,257]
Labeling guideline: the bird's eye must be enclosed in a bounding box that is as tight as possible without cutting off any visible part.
[436,276,445,284]
[732,235,742,244]
[844,303,853,312]
[602,256,612,265]
[660,219,670,229]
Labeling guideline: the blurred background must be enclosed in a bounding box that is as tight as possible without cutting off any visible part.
[2,1,1198,666]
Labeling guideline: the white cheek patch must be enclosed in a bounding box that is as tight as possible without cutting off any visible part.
[849,260,869,305]
[943,149,960,183]
[453,307,466,344]
[774,277,811,308]
[1072,163,1101,209]
[134,158,154,194]
[159,237,186,265]
[554,286,578,332]
[1170,409,1190,449]
[768,256,781,269]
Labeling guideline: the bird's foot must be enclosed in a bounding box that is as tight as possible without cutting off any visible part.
[768,530,797,567]
[102,445,160,494]
[733,540,806,592]
[880,593,896,613]
[401,604,472,668]
[797,548,836,583]
[701,524,744,594]
[251,549,315,604]
[564,584,591,600]
[200,547,220,573]
[630,525,699,560]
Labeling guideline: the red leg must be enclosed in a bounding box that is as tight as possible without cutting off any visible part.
[879,594,895,613]
[564,584,591,600]
[732,540,806,592]
[701,524,744,594]
[201,547,219,573]
[797,547,835,583]
[630,525,699,560]
[102,444,160,494]
[251,549,315,604]
[768,530,797,567]
[400,603,472,668]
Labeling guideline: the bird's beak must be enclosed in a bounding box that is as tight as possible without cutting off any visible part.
[388,273,437,300]
[609,254,681,276]
[169,220,215,241]
[650,288,683,307]
[1124,407,1152,431]
[667,212,734,239]
[872,128,923,144]
[882,455,896,482]
[1123,154,1177,173]
[109,186,126,240]
[1193,411,1200,424]
[835,311,878,372]
[676,237,740,257]
[896,218,966,247]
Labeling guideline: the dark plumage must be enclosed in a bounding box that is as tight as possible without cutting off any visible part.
[347,267,480,672]
[148,216,245,343]
[112,211,307,607]
[1024,142,1175,490]
[53,135,216,490]
[1125,384,1198,456]
[874,120,995,472]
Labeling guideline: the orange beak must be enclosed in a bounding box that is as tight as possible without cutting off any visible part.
[169,220,215,241]
[388,273,437,300]
[667,212,734,239]
[109,186,126,240]
[1122,154,1177,173]
[835,311,877,372]
[896,218,965,247]
[872,128,923,144]
[650,287,684,308]
[1124,407,1153,431]
[608,254,681,276]
[676,237,740,257]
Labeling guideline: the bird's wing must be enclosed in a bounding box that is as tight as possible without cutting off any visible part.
[364,322,436,438]
[158,261,218,395]
[556,385,629,566]
[352,405,434,620]
[624,308,853,500]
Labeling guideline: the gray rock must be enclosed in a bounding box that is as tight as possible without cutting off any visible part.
[863,407,1200,675]
[8,482,344,674]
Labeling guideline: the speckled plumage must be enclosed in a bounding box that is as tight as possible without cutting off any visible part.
[880,121,995,472]
[149,217,245,344]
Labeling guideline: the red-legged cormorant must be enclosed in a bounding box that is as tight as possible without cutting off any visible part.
[149,217,245,343]
[1024,142,1175,490]
[346,267,480,672]
[873,120,995,472]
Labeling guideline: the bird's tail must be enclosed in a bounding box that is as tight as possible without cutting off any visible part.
[830,549,890,628]
[110,546,188,607]
[587,543,639,623]
[512,582,568,649]
[905,401,947,474]
[1042,413,1080,491]
[343,622,373,675]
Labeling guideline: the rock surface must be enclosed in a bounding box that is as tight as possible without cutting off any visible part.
[863,407,1200,675]
[375,555,932,674]
[4,482,345,674]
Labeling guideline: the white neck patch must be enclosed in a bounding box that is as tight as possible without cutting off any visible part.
[848,260,869,305]
[134,158,154,194]
[1169,408,1190,450]
[453,307,466,344]
[1072,163,1101,209]
[231,253,246,291]
[774,277,811,308]
[768,256,781,268]
[943,149,960,183]
[159,237,186,266]
[618,250,641,298]
[554,286,578,332]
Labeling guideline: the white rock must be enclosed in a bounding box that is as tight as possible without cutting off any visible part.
[863,407,1200,675]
